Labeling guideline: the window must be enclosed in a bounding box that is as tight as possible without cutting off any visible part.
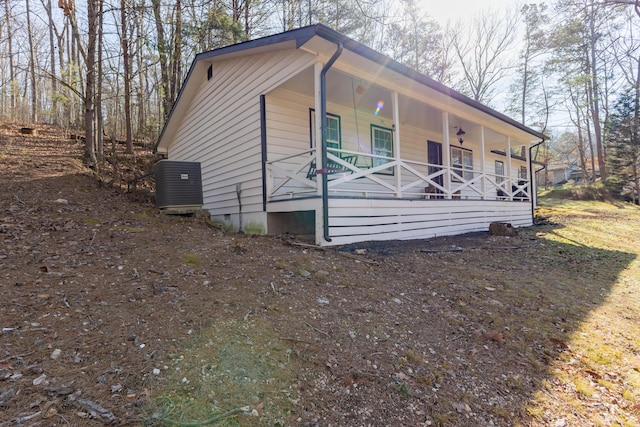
[451,147,473,181]
[495,160,505,183]
[427,141,443,186]
[309,109,341,150]
[518,166,527,181]
[371,125,393,173]
[325,114,341,150]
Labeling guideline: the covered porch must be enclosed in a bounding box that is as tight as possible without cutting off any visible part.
[261,44,542,245]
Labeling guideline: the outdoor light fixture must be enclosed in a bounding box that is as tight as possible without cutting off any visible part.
[456,127,466,144]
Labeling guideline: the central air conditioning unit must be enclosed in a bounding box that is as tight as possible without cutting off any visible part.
[153,160,203,214]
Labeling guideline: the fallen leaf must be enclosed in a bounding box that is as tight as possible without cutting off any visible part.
[582,369,602,379]
[550,337,569,349]
[254,401,264,416]
[488,330,504,344]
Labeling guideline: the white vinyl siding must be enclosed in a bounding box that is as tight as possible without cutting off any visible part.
[167,49,317,221]
[325,198,533,246]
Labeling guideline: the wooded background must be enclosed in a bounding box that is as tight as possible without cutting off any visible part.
[0,0,638,197]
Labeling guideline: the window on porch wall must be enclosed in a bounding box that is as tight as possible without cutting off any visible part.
[451,146,473,181]
[309,110,341,150]
[371,125,393,174]
[518,166,527,181]
[326,114,341,150]
[495,160,505,183]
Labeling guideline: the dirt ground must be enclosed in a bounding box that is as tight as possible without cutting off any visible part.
[0,124,628,426]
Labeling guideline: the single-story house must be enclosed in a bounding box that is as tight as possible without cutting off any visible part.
[154,24,546,246]
[539,160,578,187]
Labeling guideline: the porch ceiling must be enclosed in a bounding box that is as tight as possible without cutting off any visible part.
[277,66,529,148]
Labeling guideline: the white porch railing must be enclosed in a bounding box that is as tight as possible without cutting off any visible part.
[266,148,530,202]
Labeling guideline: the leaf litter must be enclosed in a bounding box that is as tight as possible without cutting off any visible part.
[1,123,639,426]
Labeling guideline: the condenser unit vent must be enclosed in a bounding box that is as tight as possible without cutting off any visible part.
[154,160,203,213]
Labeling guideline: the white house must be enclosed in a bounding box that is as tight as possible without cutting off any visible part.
[154,24,546,246]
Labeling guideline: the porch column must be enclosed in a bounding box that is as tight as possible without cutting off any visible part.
[392,91,402,198]
[525,141,531,198]
[442,112,451,198]
[480,126,486,199]
[506,136,513,201]
[313,62,323,196]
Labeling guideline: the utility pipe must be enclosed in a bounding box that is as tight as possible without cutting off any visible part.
[320,42,343,243]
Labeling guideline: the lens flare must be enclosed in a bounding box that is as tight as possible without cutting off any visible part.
[374,100,384,116]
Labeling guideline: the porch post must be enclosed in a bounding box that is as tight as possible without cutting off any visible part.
[442,112,451,198]
[313,62,323,196]
[392,91,402,198]
[524,141,530,198]
[506,136,513,201]
[480,126,486,199]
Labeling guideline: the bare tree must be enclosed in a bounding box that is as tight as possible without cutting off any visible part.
[4,0,16,120]
[151,0,171,119]
[381,0,453,82]
[97,0,104,158]
[134,0,146,138]
[447,7,519,104]
[509,3,549,127]
[85,0,98,166]
[121,0,133,153]
[25,0,38,122]
[170,0,182,109]
[567,85,591,181]
[41,0,59,125]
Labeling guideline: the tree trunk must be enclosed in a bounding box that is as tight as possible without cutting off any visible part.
[135,0,145,140]
[584,104,596,182]
[97,0,104,159]
[44,0,58,125]
[85,0,98,166]
[3,0,15,120]
[25,0,38,123]
[635,51,640,204]
[574,95,589,182]
[151,0,171,120]
[121,0,133,154]
[588,0,606,180]
[169,0,182,108]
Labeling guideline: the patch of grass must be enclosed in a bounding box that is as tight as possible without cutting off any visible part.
[125,227,146,232]
[146,319,298,426]
[520,198,640,424]
[627,370,640,392]
[395,381,411,396]
[111,225,146,233]
[573,375,595,398]
[405,350,422,364]
[182,253,203,267]
[539,182,615,202]
[81,216,102,225]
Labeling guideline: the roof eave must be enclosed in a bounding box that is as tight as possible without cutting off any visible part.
[154,23,546,153]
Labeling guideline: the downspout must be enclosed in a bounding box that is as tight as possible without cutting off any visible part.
[529,139,546,223]
[260,95,267,212]
[320,41,343,243]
